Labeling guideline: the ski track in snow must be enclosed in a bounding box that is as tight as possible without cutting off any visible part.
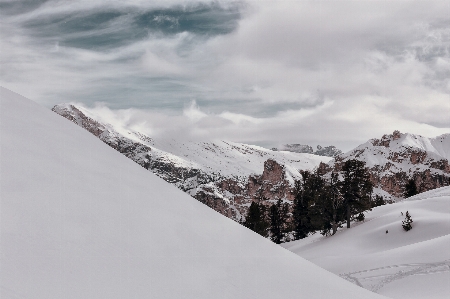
[340,259,450,292]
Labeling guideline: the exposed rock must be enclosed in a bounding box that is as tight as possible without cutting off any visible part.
[314,145,343,157]
[279,144,314,154]
[280,143,343,157]
[323,131,450,199]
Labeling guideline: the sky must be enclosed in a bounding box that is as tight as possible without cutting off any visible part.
[1,0,449,151]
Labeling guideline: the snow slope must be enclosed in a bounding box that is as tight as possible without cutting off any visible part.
[54,103,329,180]
[0,87,386,298]
[282,186,450,299]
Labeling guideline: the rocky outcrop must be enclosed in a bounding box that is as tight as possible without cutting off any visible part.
[247,159,295,202]
[191,159,297,220]
[277,144,343,157]
[314,145,343,157]
[320,131,450,199]
[277,144,314,154]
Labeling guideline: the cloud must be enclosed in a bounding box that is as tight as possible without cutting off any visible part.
[0,0,449,150]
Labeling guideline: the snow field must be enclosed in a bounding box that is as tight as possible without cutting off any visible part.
[282,186,450,299]
[0,87,387,298]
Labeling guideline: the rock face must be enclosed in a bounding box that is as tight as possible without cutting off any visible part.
[318,130,450,199]
[314,145,343,157]
[278,144,314,154]
[277,144,343,157]
[52,104,329,221]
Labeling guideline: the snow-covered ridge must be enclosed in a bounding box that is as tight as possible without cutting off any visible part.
[319,130,450,199]
[52,103,331,220]
[53,103,328,179]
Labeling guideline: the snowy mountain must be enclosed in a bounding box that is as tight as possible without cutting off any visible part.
[314,144,343,157]
[319,130,450,200]
[0,87,388,299]
[275,144,343,157]
[282,186,450,299]
[52,103,331,220]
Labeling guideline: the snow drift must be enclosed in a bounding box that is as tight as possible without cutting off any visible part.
[0,87,386,298]
[283,186,450,299]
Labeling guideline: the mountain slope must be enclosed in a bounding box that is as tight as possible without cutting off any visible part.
[52,103,330,220]
[319,130,450,200]
[282,186,450,299]
[0,87,386,298]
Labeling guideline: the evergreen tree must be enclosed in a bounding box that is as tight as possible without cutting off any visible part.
[402,211,413,231]
[328,172,345,235]
[341,159,373,228]
[243,201,269,237]
[404,179,418,198]
[304,171,327,232]
[269,200,283,244]
[292,177,311,240]
[372,195,386,207]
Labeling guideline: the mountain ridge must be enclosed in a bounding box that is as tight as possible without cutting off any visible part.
[52,104,450,219]
[52,103,330,220]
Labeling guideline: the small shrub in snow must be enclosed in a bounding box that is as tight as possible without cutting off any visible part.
[402,211,413,231]
[356,212,365,222]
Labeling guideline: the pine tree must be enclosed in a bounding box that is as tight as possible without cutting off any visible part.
[404,179,418,198]
[328,171,344,235]
[402,211,413,231]
[292,174,313,240]
[243,202,269,237]
[372,195,386,207]
[341,159,373,228]
[269,200,283,244]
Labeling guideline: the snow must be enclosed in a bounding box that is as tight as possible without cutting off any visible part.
[132,138,329,181]
[0,86,387,298]
[282,186,450,299]
[430,133,450,160]
[54,103,331,182]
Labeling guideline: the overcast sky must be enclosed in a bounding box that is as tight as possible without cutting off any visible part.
[1,0,449,151]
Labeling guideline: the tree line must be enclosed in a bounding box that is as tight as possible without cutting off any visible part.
[242,159,386,244]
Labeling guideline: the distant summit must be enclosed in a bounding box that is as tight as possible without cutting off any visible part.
[274,144,343,157]
[275,144,313,154]
[318,130,450,200]
[314,145,343,157]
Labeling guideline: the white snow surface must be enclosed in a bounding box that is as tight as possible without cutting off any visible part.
[0,87,386,298]
[62,103,331,180]
[282,186,450,299]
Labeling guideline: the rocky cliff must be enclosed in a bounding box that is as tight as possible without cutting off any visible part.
[318,130,450,199]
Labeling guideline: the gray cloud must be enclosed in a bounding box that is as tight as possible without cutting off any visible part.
[1,0,449,150]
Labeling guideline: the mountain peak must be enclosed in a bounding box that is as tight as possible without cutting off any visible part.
[326,130,450,199]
